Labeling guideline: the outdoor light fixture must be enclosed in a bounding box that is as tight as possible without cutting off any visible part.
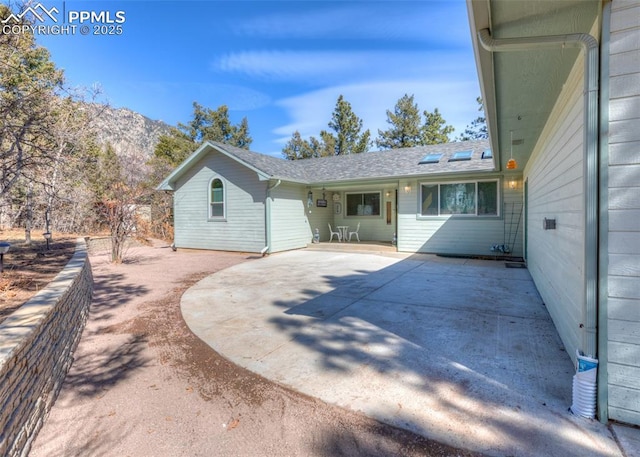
[404,185,411,194]
[510,179,517,190]
[506,130,518,170]
[0,242,10,273]
[43,231,52,250]
[307,190,313,208]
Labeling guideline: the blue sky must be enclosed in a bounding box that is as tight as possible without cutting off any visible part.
[36,0,481,156]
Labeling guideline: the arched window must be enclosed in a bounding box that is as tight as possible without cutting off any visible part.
[209,178,225,218]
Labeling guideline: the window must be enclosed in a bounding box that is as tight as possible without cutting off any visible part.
[481,149,493,159]
[449,150,473,162]
[419,153,443,164]
[346,192,380,216]
[209,178,225,218]
[420,180,498,216]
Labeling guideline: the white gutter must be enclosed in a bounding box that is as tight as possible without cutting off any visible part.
[264,179,282,255]
[478,29,600,358]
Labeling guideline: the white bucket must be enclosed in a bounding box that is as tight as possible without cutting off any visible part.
[570,350,598,418]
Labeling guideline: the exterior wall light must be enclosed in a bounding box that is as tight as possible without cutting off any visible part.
[404,185,411,194]
[509,179,517,190]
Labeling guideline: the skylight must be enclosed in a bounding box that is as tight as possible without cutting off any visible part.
[449,150,473,162]
[419,153,443,164]
[481,149,493,159]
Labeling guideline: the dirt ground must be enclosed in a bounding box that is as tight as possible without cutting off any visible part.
[29,240,481,457]
[0,229,76,323]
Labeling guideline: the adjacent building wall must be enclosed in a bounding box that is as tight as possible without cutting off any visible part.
[606,0,640,425]
[173,151,267,253]
[269,182,312,252]
[306,191,337,242]
[332,187,396,243]
[524,57,585,365]
[397,175,522,256]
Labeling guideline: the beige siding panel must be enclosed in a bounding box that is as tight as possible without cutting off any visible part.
[609,209,640,230]
[609,386,640,425]
[607,0,640,425]
[608,297,640,321]
[609,96,640,121]
[173,151,266,253]
[270,183,312,252]
[610,141,640,165]
[610,50,640,77]
[609,254,640,277]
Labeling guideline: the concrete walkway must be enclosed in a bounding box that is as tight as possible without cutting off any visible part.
[181,250,628,457]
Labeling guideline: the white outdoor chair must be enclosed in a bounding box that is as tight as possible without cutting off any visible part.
[348,222,361,242]
[328,223,341,242]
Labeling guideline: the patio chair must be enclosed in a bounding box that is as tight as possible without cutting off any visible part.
[328,223,341,242]
[348,222,361,242]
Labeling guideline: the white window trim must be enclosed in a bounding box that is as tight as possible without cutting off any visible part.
[345,191,383,218]
[417,179,500,218]
[208,176,227,221]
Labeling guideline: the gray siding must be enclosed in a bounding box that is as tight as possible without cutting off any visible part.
[524,68,585,366]
[397,176,521,256]
[607,0,640,425]
[269,183,312,252]
[173,151,267,253]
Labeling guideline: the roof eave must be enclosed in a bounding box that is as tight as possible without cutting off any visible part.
[467,0,500,171]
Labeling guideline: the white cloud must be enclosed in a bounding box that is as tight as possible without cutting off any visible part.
[233,2,469,44]
[214,49,472,86]
[273,79,481,148]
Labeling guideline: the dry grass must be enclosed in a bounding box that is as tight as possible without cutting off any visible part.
[0,229,77,323]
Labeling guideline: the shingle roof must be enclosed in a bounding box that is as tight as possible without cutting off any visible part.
[214,139,494,184]
[158,139,494,190]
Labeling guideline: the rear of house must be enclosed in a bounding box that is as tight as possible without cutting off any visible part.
[160,140,527,259]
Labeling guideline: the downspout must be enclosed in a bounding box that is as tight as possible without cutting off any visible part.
[478,29,599,358]
[264,179,282,255]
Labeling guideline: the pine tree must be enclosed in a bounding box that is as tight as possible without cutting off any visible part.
[421,108,455,145]
[376,94,423,149]
[457,97,488,141]
[326,95,371,155]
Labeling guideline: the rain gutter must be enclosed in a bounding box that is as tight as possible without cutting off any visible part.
[478,29,600,358]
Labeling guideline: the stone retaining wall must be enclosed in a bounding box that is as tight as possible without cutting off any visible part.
[0,239,93,457]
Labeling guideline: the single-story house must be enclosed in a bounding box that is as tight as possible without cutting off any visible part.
[157,138,524,258]
[467,0,640,426]
[159,0,639,428]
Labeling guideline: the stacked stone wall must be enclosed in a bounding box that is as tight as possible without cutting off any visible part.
[0,239,92,456]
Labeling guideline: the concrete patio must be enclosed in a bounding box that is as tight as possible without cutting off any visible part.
[181,250,624,456]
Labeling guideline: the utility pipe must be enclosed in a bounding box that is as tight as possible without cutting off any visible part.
[478,29,599,358]
[264,179,282,255]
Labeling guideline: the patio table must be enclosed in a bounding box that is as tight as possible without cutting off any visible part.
[337,226,349,242]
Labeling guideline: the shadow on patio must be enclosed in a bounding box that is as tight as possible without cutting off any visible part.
[181,250,620,457]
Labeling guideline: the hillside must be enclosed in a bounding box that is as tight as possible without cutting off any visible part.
[87,104,173,163]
